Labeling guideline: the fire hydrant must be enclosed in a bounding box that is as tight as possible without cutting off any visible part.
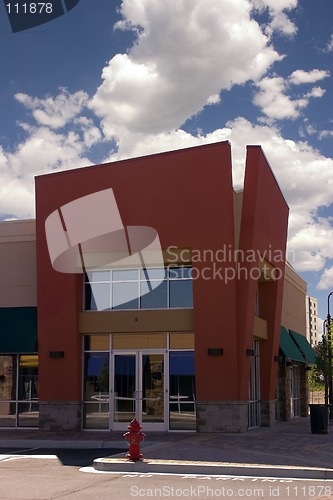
[123,418,146,461]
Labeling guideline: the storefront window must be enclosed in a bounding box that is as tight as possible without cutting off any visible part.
[0,354,38,428]
[84,266,193,311]
[169,351,196,430]
[83,352,109,429]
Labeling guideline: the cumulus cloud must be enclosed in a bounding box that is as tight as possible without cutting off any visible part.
[89,0,281,140]
[1,0,332,285]
[15,89,89,129]
[253,76,306,119]
[253,70,329,121]
[250,0,298,36]
[99,115,333,277]
[0,125,93,218]
[317,266,333,290]
[289,69,330,85]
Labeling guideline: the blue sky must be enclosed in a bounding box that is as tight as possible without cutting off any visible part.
[0,0,332,322]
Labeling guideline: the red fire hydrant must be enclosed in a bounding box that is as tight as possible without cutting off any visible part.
[123,418,146,461]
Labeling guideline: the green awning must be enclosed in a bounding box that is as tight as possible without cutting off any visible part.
[0,307,37,353]
[289,329,316,364]
[280,326,304,362]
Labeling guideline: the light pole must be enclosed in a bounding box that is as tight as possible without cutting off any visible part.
[322,319,329,405]
[326,292,333,418]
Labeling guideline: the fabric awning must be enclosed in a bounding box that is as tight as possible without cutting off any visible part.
[0,307,37,353]
[279,326,304,362]
[289,329,316,364]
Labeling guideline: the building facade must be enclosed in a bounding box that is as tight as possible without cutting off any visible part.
[306,296,319,347]
[0,142,315,432]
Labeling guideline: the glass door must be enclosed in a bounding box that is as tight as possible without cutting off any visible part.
[112,354,137,426]
[111,351,166,431]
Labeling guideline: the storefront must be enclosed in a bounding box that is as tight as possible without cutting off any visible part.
[83,333,195,431]
[1,142,315,433]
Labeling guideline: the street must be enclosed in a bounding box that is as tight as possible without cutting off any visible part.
[1,447,333,499]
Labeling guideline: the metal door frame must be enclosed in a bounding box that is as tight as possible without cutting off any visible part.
[110,350,168,431]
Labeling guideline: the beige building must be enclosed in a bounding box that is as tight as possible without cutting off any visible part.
[277,262,315,421]
[305,296,319,347]
[0,220,38,428]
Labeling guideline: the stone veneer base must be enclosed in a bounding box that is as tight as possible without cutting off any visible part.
[39,401,81,431]
[260,400,277,427]
[196,401,249,433]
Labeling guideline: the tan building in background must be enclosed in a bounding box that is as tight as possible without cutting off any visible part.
[277,262,315,422]
[305,295,319,347]
[0,220,38,428]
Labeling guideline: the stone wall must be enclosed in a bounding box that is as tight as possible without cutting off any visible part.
[39,401,81,431]
[196,401,248,432]
[260,400,277,427]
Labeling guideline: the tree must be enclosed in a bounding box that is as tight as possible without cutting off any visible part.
[315,319,333,415]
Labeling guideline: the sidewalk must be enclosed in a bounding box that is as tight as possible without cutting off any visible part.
[1,417,333,479]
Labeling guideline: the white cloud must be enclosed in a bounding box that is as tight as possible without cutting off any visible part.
[269,11,297,36]
[73,117,103,148]
[89,0,281,140]
[0,126,93,218]
[319,130,333,139]
[253,76,305,119]
[317,266,333,290]
[253,71,328,121]
[15,89,89,129]
[250,0,298,36]
[326,34,333,52]
[101,116,333,276]
[304,87,326,99]
[0,0,331,286]
[289,69,330,85]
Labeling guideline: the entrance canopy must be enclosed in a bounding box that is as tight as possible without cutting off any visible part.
[289,329,316,364]
[279,326,307,363]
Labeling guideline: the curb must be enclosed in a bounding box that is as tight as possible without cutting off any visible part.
[93,457,333,480]
[0,439,128,449]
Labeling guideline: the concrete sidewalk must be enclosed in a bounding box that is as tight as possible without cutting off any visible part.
[1,417,333,479]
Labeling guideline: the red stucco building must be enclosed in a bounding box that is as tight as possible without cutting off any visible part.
[32,141,292,432]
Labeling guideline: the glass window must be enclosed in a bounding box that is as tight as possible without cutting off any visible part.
[140,268,166,281]
[169,280,193,308]
[112,269,138,281]
[169,351,195,400]
[0,355,39,429]
[85,283,110,311]
[83,352,109,401]
[169,266,192,279]
[83,402,109,430]
[86,270,110,282]
[83,352,109,430]
[169,351,196,431]
[112,282,139,309]
[84,266,193,311]
[140,280,167,309]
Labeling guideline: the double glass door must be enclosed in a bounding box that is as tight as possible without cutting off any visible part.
[111,351,166,431]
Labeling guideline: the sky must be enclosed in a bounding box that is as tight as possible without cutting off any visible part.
[0,0,332,324]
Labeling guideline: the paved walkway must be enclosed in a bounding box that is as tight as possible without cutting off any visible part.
[1,417,333,478]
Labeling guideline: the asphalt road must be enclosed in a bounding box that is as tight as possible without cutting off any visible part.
[1,447,333,499]
[0,446,125,467]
